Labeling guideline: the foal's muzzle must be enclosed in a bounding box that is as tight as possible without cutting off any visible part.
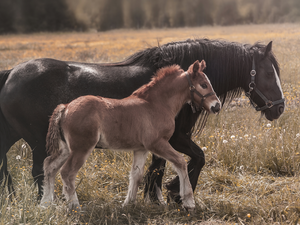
[211,102,221,114]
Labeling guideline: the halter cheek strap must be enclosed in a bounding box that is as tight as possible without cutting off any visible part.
[185,72,215,113]
[245,55,285,111]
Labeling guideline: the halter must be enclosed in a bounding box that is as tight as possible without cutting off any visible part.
[185,72,215,113]
[245,55,285,111]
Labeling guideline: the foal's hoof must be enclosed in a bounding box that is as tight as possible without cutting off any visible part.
[68,203,81,213]
[39,201,52,209]
[182,201,195,212]
[122,200,135,208]
[183,205,195,212]
[182,198,195,212]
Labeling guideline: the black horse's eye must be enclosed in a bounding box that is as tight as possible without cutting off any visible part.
[201,83,208,89]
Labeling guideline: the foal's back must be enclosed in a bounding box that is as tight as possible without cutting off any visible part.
[62,95,173,151]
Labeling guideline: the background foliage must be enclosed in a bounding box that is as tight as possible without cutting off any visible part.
[1,0,300,33]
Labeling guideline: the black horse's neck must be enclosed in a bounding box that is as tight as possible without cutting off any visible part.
[126,39,253,104]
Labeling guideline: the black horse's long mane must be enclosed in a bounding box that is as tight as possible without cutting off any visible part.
[110,39,280,134]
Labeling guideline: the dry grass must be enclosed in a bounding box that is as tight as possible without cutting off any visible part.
[1,24,300,224]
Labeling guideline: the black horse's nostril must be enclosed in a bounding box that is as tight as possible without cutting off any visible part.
[278,105,284,114]
[211,102,220,113]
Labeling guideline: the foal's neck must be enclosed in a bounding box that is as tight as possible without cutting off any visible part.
[146,73,191,116]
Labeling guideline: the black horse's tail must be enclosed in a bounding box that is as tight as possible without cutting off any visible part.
[46,104,66,156]
[0,70,10,90]
[0,70,13,191]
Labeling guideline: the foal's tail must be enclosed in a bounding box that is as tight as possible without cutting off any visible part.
[46,104,66,156]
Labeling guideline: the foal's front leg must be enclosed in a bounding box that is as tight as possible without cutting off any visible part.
[123,150,148,206]
[151,140,195,210]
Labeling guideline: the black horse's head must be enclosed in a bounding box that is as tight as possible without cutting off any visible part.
[246,41,285,121]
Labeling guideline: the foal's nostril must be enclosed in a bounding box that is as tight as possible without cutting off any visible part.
[278,105,284,115]
[211,103,220,114]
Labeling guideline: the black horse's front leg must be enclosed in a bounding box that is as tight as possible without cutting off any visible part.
[144,154,166,204]
[166,139,205,203]
[31,142,48,200]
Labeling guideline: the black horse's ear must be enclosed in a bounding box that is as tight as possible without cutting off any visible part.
[264,41,272,58]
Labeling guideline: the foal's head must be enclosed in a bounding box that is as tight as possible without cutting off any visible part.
[186,60,221,114]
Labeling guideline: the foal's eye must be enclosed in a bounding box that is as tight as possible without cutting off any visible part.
[201,84,208,89]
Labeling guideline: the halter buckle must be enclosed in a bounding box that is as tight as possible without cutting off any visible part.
[250,70,256,76]
[189,85,196,91]
[266,101,273,108]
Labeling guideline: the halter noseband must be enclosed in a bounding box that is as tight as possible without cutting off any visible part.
[245,54,285,111]
[185,72,215,113]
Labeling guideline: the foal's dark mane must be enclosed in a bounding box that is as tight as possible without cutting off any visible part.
[132,65,183,98]
[109,39,280,134]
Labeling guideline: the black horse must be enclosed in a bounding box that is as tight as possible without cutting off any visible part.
[0,39,284,203]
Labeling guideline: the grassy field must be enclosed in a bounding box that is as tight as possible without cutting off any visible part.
[0,24,300,224]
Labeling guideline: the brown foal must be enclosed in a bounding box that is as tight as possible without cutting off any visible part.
[41,60,221,211]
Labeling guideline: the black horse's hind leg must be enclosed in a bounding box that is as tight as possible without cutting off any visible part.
[0,154,14,196]
[0,130,20,197]
[144,154,166,203]
[31,142,47,200]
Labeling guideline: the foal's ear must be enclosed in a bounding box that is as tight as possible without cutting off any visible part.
[199,60,206,71]
[192,60,200,73]
[264,41,272,58]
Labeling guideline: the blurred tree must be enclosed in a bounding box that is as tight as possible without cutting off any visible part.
[65,0,102,29]
[182,0,214,26]
[19,0,83,32]
[166,0,185,27]
[0,0,15,33]
[98,0,123,31]
[0,0,300,33]
[215,0,241,25]
[123,0,145,29]
[144,0,170,28]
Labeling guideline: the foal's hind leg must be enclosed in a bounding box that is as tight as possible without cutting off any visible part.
[123,150,148,206]
[60,146,94,210]
[41,140,70,207]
